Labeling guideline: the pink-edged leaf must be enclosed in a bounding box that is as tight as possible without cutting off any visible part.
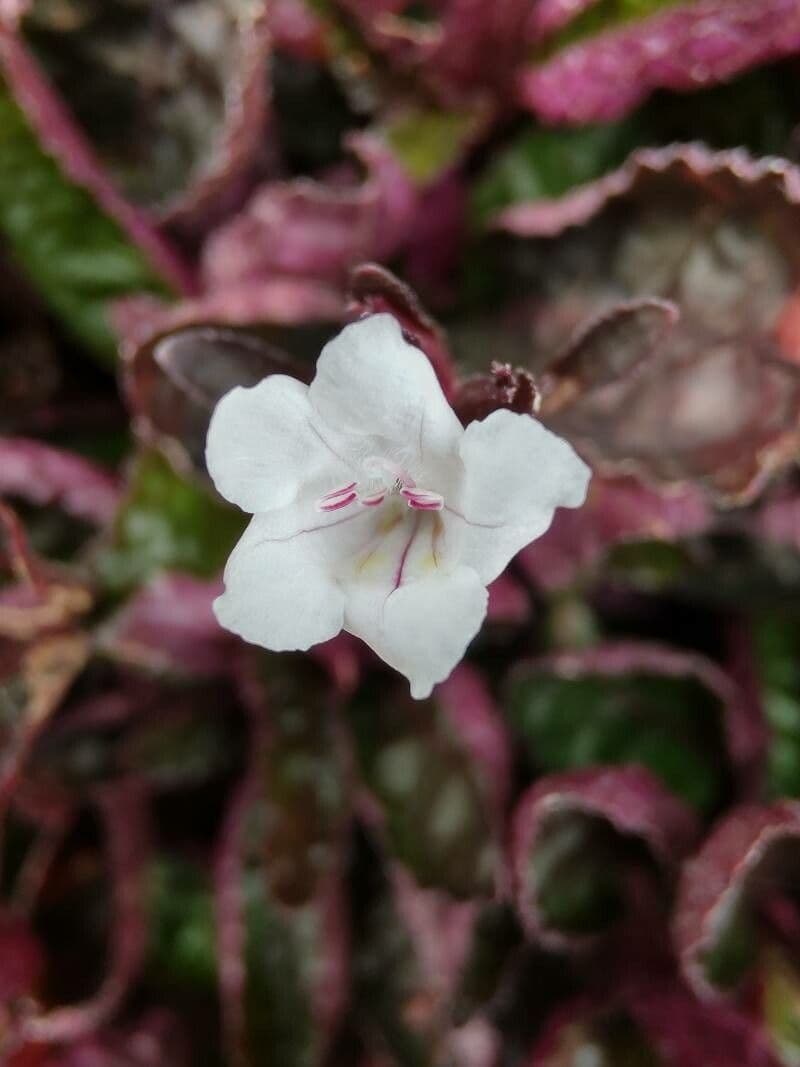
[5,0,271,228]
[495,144,800,242]
[510,766,698,949]
[113,282,343,358]
[540,298,680,410]
[0,437,120,525]
[236,650,351,907]
[119,298,339,478]
[346,263,458,398]
[352,827,509,1064]
[98,573,232,678]
[338,0,532,100]
[496,145,800,504]
[8,1010,191,1067]
[349,665,510,898]
[201,133,417,292]
[527,985,781,1066]
[0,501,93,641]
[0,522,89,810]
[15,782,151,1046]
[520,475,711,591]
[0,28,194,294]
[674,801,800,998]
[519,0,800,125]
[631,985,782,1067]
[214,714,349,1067]
[506,641,765,807]
[25,676,239,796]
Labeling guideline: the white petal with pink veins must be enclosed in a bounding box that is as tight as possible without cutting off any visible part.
[207,315,590,698]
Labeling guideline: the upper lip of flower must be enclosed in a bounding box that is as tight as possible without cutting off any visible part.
[206,312,591,699]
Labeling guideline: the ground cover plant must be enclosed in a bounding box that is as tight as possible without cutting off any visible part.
[2,2,800,1064]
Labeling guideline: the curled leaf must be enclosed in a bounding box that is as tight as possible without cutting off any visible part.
[674,801,800,998]
[123,324,312,480]
[16,783,151,1046]
[506,641,760,813]
[496,145,800,503]
[510,766,697,948]
[6,0,271,224]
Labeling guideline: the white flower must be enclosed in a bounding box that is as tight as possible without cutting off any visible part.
[206,314,590,698]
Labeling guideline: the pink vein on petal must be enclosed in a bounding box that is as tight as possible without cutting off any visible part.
[445,505,504,530]
[252,507,371,549]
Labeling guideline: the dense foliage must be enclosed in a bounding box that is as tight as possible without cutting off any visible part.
[2,2,800,1064]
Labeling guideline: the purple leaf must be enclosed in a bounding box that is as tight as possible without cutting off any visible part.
[98,573,232,678]
[201,134,418,291]
[122,323,314,480]
[496,145,800,503]
[520,475,711,591]
[4,0,271,230]
[214,728,349,1067]
[0,437,120,525]
[518,0,800,125]
[15,783,151,1046]
[527,985,781,1066]
[540,298,680,407]
[510,766,698,949]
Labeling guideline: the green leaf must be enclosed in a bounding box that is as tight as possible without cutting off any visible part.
[242,871,322,1067]
[701,909,757,992]
[385,107,481,184]
[96,450,245,592]
[753,613,800,798]
[347,684,496,897]
[506,671,725,812]
[472,119,640,223]
[252,652,350,906]
[542,0,684,54]
[0,84,171,363]
[532,811,632,935]
[148,859,218,992]
[763,946,800,1067]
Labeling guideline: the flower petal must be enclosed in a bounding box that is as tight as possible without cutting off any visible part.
[206,375,352,513]
[345,558,488,698]
[213,510,352,651]
[309,314,463,472]
[449,409,591,584]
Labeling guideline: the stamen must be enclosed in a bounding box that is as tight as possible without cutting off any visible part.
[401,487,444,511]
[316,483,357,512]
[359,491,387,507]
